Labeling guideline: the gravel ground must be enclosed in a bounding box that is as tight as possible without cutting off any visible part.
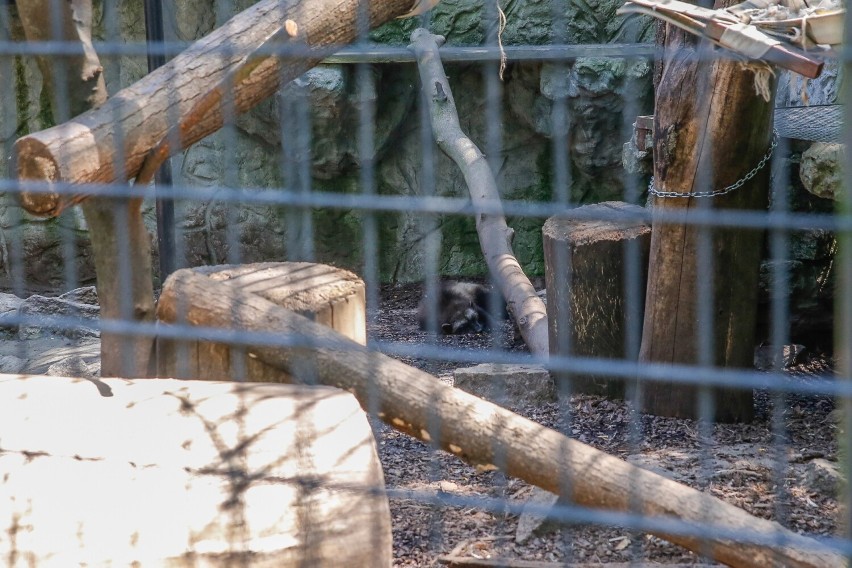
[371,283,840,567]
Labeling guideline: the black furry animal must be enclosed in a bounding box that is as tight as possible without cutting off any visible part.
[417,281,506,335]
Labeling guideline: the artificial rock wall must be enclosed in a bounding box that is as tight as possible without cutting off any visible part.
[0,0,653,291]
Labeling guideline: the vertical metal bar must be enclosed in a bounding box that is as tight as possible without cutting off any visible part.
[144,0,176,280]
[839,12,852,553]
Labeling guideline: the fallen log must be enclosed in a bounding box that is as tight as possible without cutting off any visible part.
[157,268,843,568]
[409,29,548,356]
[0,376,392,566]
[15,0,416,216]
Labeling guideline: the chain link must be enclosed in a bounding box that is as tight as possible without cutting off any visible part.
[648,130,779,198]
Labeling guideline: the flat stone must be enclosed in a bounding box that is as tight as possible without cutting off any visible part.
[0,293,24,336]
[58,286,98,306]
[46,355,95,379]
[0,355,26,374]
[0,292,23,314]
[0,337,101,375]
[453,364,555,406]
[515,487,560,544]
[801,458,843,496]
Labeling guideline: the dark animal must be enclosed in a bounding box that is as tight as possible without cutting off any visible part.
[417,281,506,335]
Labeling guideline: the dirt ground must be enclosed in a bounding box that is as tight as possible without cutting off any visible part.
[372,283,840,566]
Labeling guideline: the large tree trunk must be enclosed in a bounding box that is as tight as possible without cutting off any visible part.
[15,0,157,377]
[15,0,416,216]
[639,15,774,421]
[409,29,548,356]
[157,268,842,568]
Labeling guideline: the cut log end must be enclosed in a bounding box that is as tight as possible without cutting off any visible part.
[15,127,103,217]
[14,138,63,216]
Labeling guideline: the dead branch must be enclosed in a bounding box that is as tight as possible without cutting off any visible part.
[408,29,548,356]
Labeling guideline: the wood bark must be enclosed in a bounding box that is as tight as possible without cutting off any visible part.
[15,0,157,378]
[408,29,548,356]
[639,12,774,421]
[15,0,416,216]
[543,202,651,397]
[157,268,843,568]
[0,375,392,566]
[158,262,366,380]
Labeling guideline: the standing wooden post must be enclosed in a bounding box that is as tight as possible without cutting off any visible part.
[639,19,774,421]
[543,202,651,398]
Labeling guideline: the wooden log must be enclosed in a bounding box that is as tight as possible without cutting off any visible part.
[157,262,365,381]
[156,268,843,568]
[14,0,416,216]
[0,375,392,567]
[543,202,650,397]
[639,11,774,422]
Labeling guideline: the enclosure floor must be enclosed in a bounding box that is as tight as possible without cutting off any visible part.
[372,283,838,567]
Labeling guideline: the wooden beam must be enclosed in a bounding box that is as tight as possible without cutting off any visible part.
[14,0,416,216]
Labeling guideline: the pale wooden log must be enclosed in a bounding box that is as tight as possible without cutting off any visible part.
[157,262,365,381]
[640,8,773,421]
[543,202,650,397]
[408,29,548,356]
[15,0,416,216]
[0,375,391,567]
[157,268,843,568]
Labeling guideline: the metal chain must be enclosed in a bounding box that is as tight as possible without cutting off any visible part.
[648,130,779,198]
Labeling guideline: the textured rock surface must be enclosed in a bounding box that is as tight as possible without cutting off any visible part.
[800,142,843,201]
[2,0,651,287]
[453,363,555,406]
[17,294,100,340]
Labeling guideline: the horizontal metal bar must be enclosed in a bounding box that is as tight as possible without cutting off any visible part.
[0,38,656,61]
[8,178,852,232]
[39,314,844,396]
[325,43,657,63]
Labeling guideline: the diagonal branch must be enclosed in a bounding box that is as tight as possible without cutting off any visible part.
[408,28,548,356]
[14,0,418,217]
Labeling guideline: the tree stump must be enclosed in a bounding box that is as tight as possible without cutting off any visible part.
[0,375,392,567]
[157,262,365,381]
[543,202,651,397]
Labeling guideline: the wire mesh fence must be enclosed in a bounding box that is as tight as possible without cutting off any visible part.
[0,0,849,566]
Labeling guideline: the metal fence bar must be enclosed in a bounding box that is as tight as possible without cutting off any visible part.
[2,1,848,565]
